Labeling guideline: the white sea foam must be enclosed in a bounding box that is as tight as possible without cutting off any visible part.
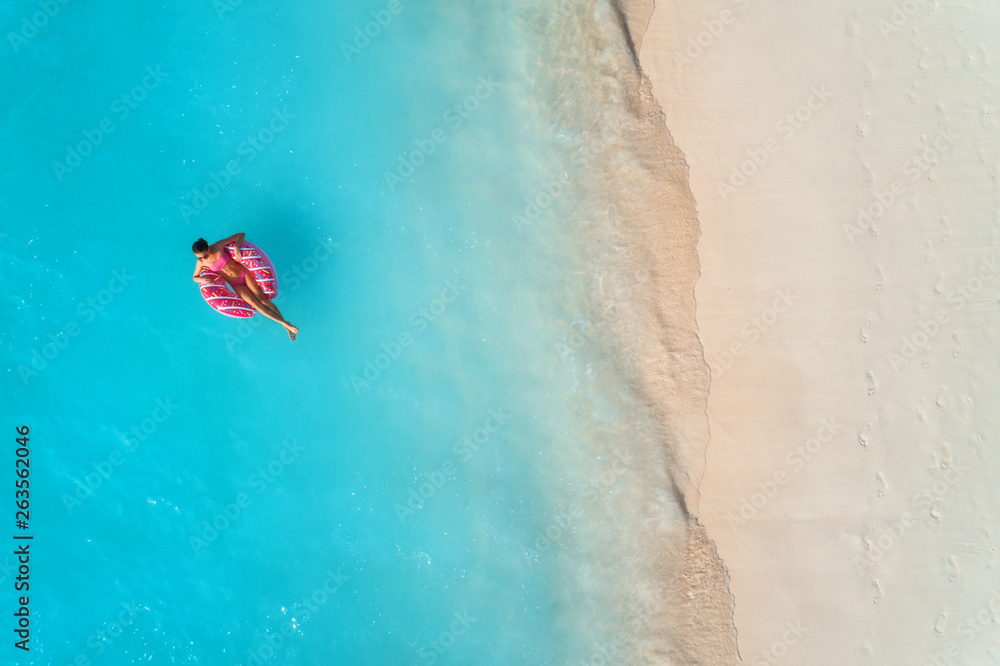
[511,0,739,661]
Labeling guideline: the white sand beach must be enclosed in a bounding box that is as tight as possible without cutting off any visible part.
[635,0,1000,662]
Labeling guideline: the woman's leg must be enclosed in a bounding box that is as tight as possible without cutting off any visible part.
[241,271,284,319]
[235,284,298,340]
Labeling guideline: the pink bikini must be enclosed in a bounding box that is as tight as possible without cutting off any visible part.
[197,240,278,318]
[207,251,229,272]
[207,249,248,285]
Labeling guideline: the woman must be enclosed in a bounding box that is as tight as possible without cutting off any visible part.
[192,233,299,340]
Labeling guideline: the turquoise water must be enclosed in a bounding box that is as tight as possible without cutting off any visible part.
[3,0,697,664]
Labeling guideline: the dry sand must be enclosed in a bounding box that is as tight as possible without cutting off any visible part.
[635,0,1000,662]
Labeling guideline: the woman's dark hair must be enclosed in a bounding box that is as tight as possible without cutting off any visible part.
[192,238,209,253]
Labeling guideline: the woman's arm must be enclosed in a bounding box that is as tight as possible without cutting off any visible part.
[231,232,245,262]
[210,233,246,261]
[192,260,206,282]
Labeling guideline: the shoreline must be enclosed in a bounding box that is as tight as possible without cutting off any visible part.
[580,1,741,662]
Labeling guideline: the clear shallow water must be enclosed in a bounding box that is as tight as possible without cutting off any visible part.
[2,0,712,664]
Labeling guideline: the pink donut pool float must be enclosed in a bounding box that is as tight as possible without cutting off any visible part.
[198,241,278,318]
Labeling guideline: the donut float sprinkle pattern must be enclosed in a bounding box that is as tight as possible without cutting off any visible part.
[198,241,278,318]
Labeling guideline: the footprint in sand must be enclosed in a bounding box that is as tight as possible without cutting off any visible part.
[929,444,952,473]
[876,472,888,497]
[875,266,885,290]
[866,370,879,396]
[859,422,872,448]
[872,579,885,604]
[936,386,948,408]
[935,612,947,635]
[936,102,949,126]
[909,80,920,103]
[918,48,929,71]
[934,273,945,294]
[860,319,871,343]
[862,161,875,183]
[953,332,962,357]
[946,555,960,582]
[940,216,952,242]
